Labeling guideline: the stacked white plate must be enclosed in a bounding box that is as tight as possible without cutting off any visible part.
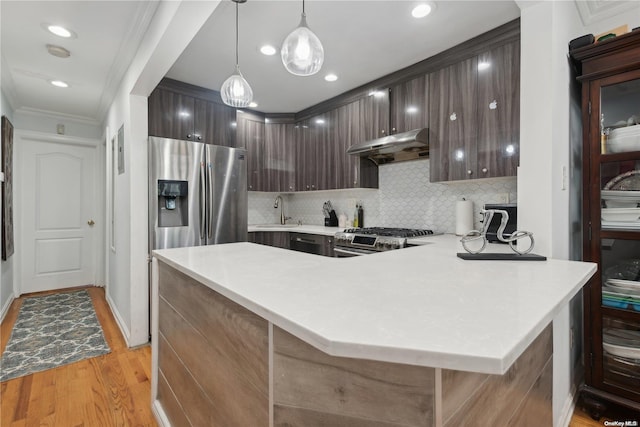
[603,328,640,360]
[606,279,640,296]
[601,190,640,208]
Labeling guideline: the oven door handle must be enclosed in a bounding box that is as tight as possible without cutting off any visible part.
[333,247,369,257]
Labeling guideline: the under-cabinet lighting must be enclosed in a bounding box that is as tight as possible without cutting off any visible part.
[478,61,491,71]
[455,149,464,161]
[324,73,338,82]
[315,119,325,125]
[249,102,258,108]
[505,144,515,155]
[406,106,418,114]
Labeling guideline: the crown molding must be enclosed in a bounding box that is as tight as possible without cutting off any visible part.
[574,0,639,26]
[95,0,160,121]
[15,107,101,126]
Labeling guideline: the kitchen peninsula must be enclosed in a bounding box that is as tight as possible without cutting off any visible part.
[150,235,596,427]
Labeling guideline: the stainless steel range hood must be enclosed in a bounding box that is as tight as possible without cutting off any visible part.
[346,128,429,165]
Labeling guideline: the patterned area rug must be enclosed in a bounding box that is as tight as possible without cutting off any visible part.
[0,290,111,382]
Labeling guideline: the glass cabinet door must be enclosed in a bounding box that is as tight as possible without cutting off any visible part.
[600,239,640,314]
[600,78,640,155]
[602,316,640,391]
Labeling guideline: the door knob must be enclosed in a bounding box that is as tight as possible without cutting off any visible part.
[87,220,95,226]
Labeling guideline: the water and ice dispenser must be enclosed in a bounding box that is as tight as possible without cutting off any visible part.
[157,180,188,227]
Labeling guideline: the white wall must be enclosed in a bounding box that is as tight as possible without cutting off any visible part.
[103,0,222,347]
[518,2,640,426]
[0,89,14,321]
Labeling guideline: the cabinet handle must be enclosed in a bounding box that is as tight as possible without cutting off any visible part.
[196,135,202,141]
[381,129,386,135]
[467,170,473,175]
[391,127,396,133]
[289,186,294,191]
[482,167,488,173]
[311,184,316,190]
[306,185,310,190]
[489,100,498,110]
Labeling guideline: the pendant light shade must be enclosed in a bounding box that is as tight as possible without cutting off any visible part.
[221,65,253,107]
[221,0,253,108]
[281,2,324,76]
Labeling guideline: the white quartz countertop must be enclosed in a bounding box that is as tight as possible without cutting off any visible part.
[152,234,596,375]
[248,224,341,236]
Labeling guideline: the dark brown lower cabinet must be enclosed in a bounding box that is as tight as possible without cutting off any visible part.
[248,231,289,249]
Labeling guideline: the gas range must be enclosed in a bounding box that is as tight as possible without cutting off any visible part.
[333,227,436,257]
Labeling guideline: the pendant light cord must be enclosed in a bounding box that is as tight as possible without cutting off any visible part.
[235,0,239,66]
[302,0,305,14]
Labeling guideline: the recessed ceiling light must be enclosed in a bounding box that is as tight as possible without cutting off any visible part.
[324,73,338,82]
[478,61,491,71]
[412,3,433,19]
[46,24,75,38]
[260,45,276,56]
[50,80,69,88]
[249,101,258,108]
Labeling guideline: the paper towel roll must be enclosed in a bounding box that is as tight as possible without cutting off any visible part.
[455,200,474,236]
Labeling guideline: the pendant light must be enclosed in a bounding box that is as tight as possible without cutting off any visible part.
[281,0,324,76]
[221,0,253,107]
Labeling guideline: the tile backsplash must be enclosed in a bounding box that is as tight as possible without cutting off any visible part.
[248,159,517,234]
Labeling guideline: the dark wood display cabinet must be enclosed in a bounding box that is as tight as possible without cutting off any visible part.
[571,30,640,416]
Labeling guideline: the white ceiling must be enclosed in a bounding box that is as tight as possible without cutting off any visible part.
[15,1,639,121]
[167,1,521,113]
[0,0,157,122]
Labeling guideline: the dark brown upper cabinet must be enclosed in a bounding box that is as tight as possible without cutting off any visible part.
[148,83,237,146]
[264,122,296,192]
[429,57,479,182]
[390,75,429,134]
[476,40,520,179]
[359,90,390,141]
[429,40,520,182]
[148,88,198,141]
[236,112,265,191]
[196,99,237,147]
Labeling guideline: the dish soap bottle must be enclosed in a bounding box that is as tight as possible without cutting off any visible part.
[353,204,359,228]
[357,202,364,228]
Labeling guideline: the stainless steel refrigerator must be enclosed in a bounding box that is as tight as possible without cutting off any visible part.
[149,136,247,250]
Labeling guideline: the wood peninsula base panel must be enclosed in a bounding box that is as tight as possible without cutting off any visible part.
[154,261,554,426]
[273,327,435,427]
[157,263,269,427]
[442,324,553,427]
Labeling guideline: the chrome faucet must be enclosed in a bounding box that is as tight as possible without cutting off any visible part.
[274,195,291,225]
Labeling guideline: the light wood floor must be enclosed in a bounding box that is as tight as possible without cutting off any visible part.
[0,286,157,427]
[0,286,636,426]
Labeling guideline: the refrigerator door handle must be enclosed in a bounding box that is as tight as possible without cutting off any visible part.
[208,163,214,239]
[200,161,206,240]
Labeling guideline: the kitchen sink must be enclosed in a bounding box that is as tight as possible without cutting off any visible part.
[254,224,299,228]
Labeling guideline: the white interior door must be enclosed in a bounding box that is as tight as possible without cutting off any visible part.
[18,136,97,294]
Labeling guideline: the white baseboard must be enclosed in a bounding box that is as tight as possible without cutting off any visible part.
[557,383,579,427]
[0,293,15,323]
[105,290,131,347]
[152,400,171,427]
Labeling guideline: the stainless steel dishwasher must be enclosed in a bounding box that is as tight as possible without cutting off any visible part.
[289,233,332,256]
